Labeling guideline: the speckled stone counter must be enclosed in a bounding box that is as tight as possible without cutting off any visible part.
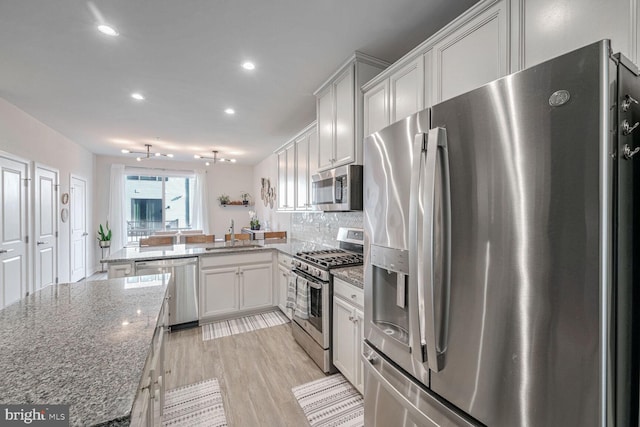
[331,266,364,289]
[0,276,167,426]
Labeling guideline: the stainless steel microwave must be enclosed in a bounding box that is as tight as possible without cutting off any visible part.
[311,164,363,211]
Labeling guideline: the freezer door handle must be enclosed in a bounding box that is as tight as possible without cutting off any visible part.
[410,128,451,373]
[364,349,440,427]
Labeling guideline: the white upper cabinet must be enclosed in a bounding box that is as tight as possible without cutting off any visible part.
[317,87,334,171]
[276,122,317,212]
[519,0,632,69]
[295,125,317,211]
[315,53,388,172]
[390,57,424,123]
[333,66,355,167]
[363,79,389,137]
[276,145,294,210]
[431,0,508,103]
[363,0,508,128]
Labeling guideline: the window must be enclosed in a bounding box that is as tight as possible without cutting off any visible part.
[125,172,195,243]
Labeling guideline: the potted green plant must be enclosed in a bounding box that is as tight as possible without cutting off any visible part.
[250,218,260,230]
[240,192,251,205]
[217,194,230,206]
[97,222,112,248]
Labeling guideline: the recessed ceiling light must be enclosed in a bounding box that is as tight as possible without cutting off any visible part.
[224,108,235,115]
[230,159,237,163]
[205,161,211,166]
[194,155,201,159]
[97,24,119,36]
[131,93,145,101]
[167,154,174,158]
[121,149,130,153]
[242,61,255,70]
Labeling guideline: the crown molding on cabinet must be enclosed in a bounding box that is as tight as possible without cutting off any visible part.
[313,51,390,96]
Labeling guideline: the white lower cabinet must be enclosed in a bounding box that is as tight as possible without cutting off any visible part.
[201,266,239,318]
[277,253,293,319]
[332,277,364,394]
[240,263,273,310]
[131,292,168,427]
[277,263,292,319]
[199,252,274,323]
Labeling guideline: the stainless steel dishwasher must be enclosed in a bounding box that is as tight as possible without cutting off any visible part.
[135,257,199,330]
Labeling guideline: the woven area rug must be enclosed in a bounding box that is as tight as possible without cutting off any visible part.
[292,374,364,427]
[162,378,228,427]
[201,310,289,341]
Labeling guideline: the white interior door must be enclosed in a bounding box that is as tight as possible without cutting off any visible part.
[70,175,87,282]
[0,153,29,309]
[34,164,58,290]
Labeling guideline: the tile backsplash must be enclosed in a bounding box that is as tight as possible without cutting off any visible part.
[291,211,363,248]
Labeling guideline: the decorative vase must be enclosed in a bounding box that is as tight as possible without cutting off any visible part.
[99,240,111,248]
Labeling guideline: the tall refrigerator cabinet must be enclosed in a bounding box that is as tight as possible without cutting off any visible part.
[363,40,639,426]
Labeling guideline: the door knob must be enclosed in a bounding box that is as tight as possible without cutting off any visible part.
[37,241,47,245]
[82,232,89,236]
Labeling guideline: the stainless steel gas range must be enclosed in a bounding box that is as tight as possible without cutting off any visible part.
[290,227,363,373]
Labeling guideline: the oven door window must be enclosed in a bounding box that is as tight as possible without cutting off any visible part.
[307,284,323,333]
[312,177,334,205]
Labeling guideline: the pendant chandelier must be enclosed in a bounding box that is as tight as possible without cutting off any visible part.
[121,144,174,161]
[194,150,236,166]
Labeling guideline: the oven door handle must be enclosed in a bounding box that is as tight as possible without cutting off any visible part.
[307,281,323,290]
[291,271,324,289]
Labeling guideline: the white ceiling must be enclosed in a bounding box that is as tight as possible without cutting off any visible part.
[0,0,477,165]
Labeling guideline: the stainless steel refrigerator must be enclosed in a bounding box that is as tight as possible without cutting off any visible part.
[363,40,639,427]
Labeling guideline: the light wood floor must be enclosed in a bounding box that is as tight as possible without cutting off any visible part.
[165,320,326,426]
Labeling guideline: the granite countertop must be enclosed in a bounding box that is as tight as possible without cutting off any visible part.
[102,238,332,264]
[331,265,364,289]
[0,275,167,426]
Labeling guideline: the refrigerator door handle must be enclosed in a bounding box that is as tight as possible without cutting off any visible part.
[409,132,428,365]
[410,127,451,373]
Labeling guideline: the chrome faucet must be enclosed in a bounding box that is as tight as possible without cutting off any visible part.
[230,219,235,242]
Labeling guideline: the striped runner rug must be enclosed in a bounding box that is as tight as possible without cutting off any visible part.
[162,378,227,427]
[201,310,289,341]
[292,374,364,427]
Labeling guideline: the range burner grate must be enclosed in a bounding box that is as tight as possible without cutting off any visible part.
[296,249,363,269]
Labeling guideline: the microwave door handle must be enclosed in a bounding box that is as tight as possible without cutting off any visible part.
[422,127,450,373]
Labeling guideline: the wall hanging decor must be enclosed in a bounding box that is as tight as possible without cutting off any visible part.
[260,178,276,208]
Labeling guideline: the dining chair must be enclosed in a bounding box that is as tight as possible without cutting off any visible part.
[263,231,287,239]
[224,233,251,241]
[183,234,215,244]
[139,236,175,246]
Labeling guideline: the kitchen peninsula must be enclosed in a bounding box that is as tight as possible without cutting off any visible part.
[0,275,168,426]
